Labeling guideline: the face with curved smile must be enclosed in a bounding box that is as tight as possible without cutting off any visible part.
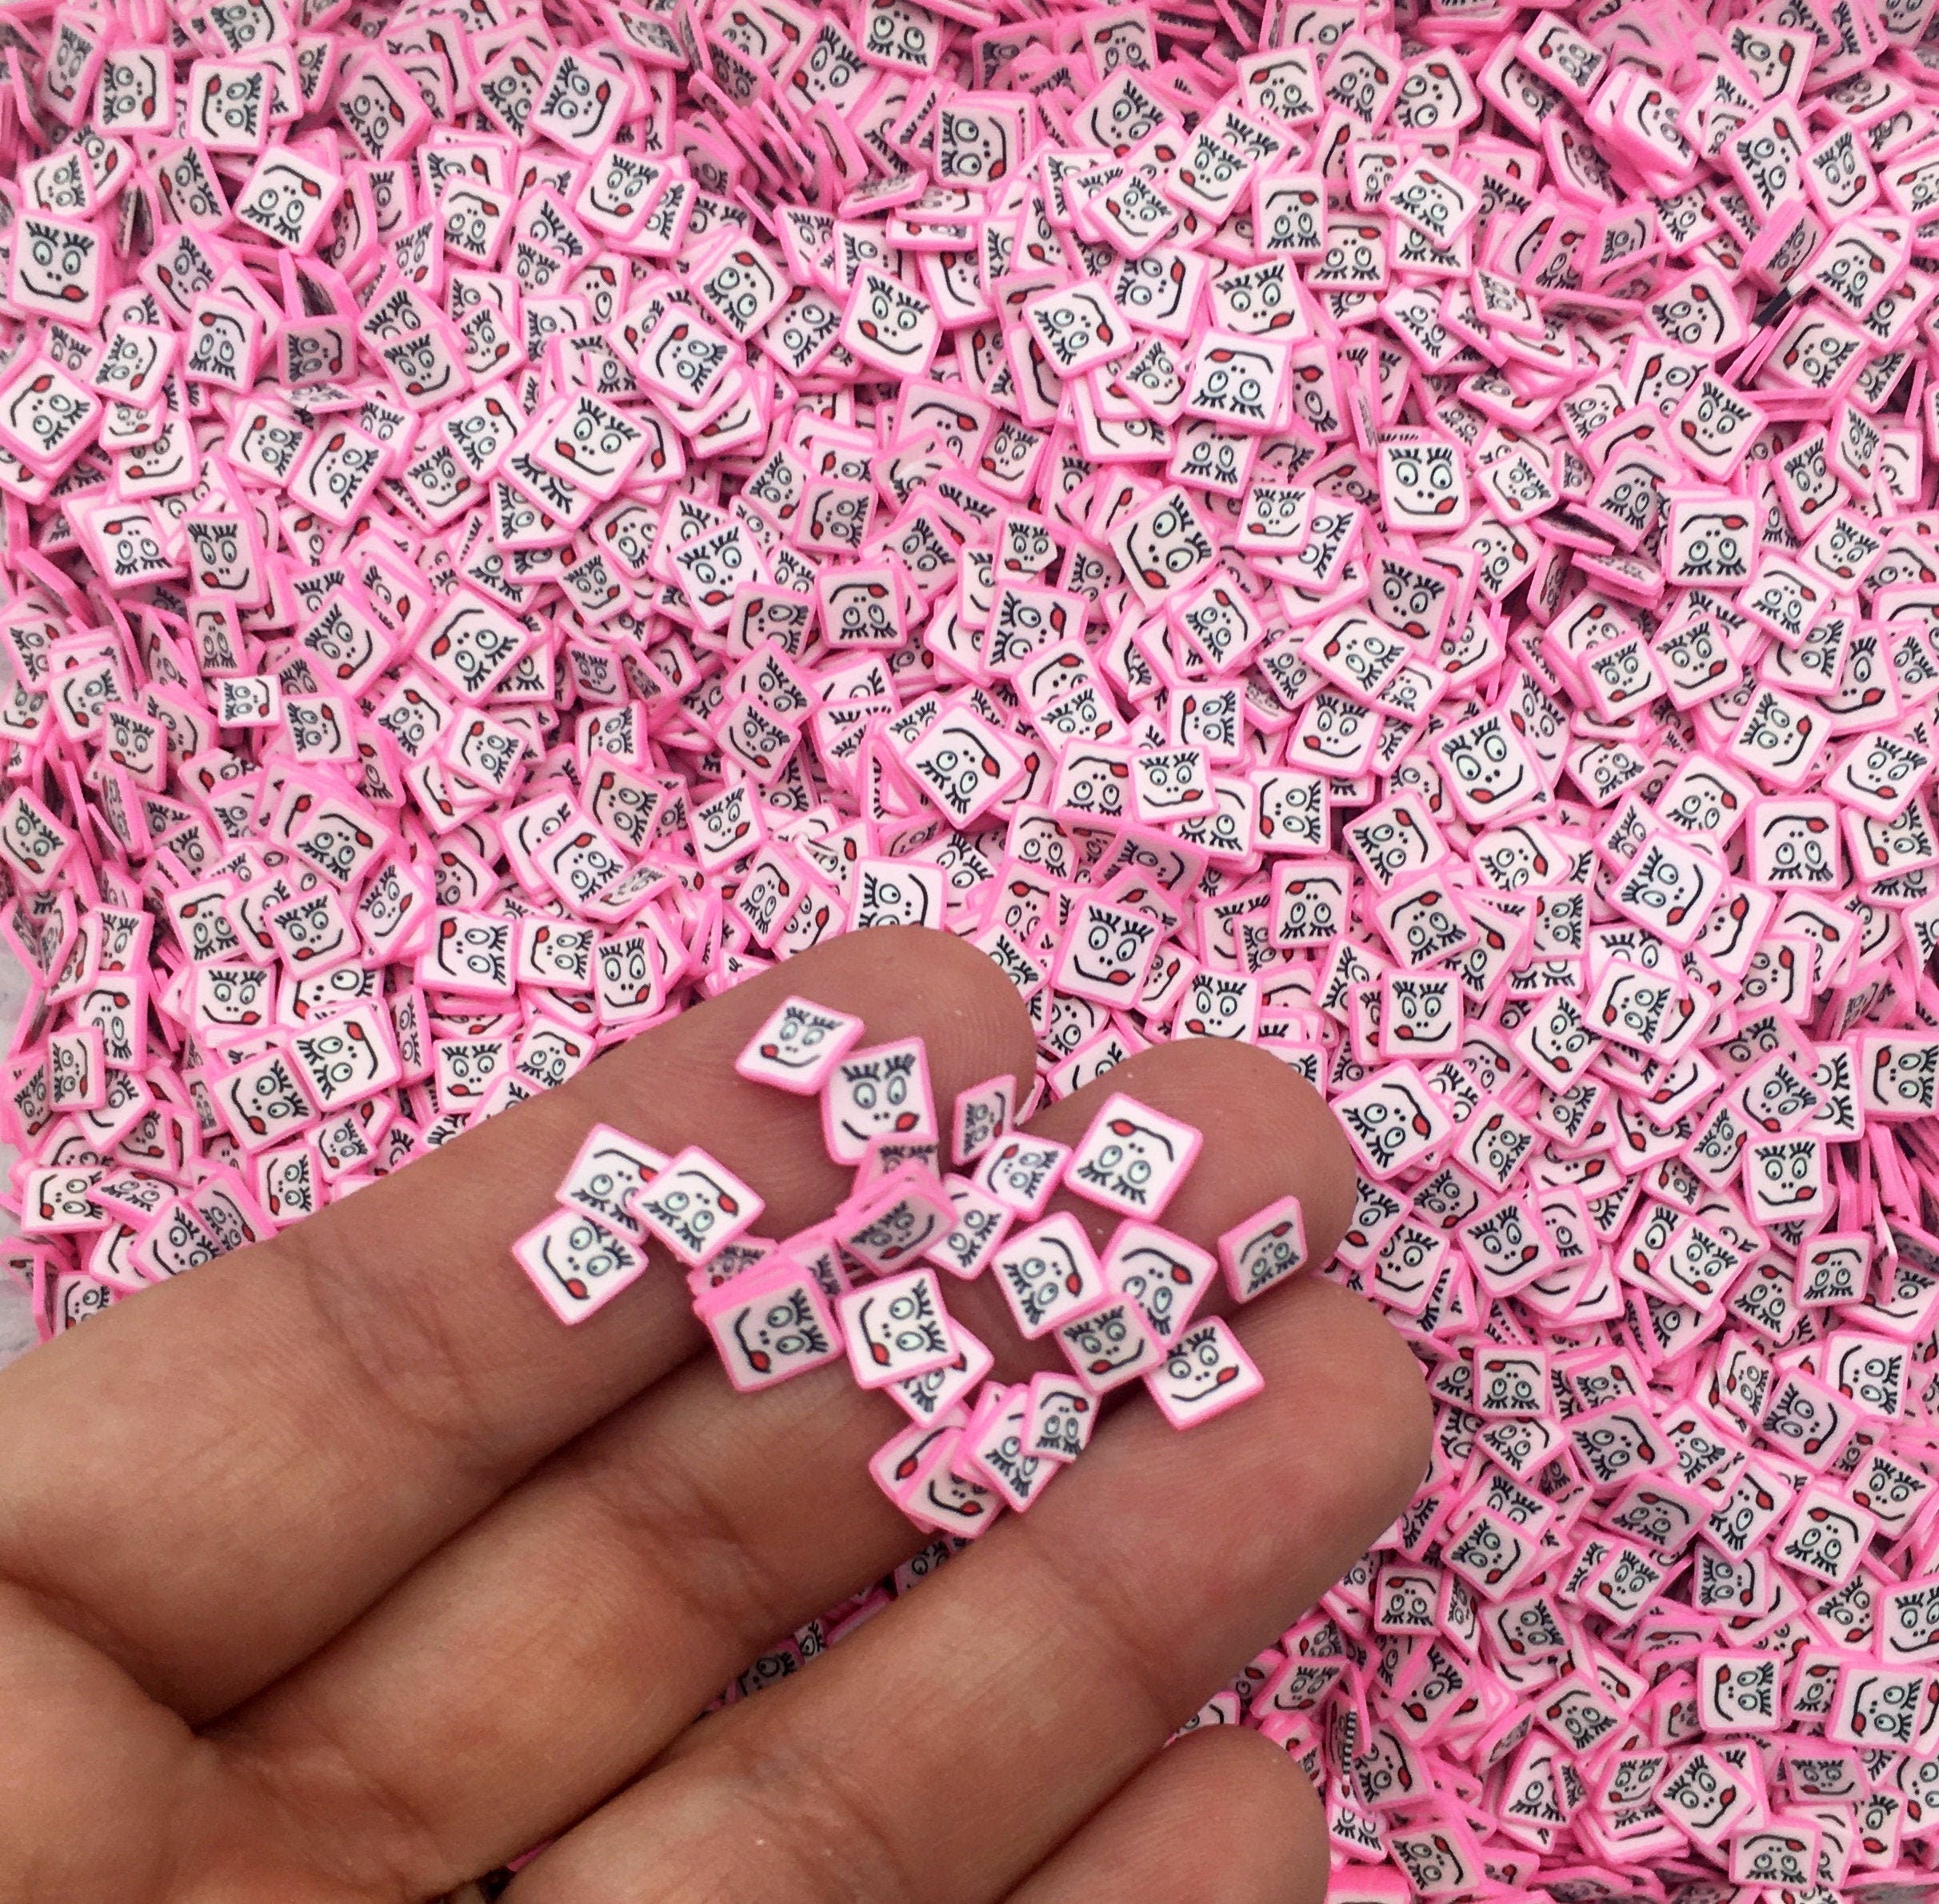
[736,997,865,1094]
[1148,1319,1261,1425]
[534,50,617,149]
[1223,1202,1308,1302]
[1060,898,1153,997]
[1068,1094,1200,1219]
[1337,1071,1445,1176]
[583,149,661,228]
[1437,717,1533,814]
[842,1167,954,1272]
[196,65,266,146]
[846,268,936,370]
[1056,1299,1159,1391]
[97,48,166,126]
[13,215,98,322]
[94,510,167,585]
[1057,749,1129,818]
[908,721,1007,822]
[1178,971,1254,1040]
[238,159,330,246]
[989,1213,1103,1339]
[634,1147,762,1266]
[838,1268,950,1385]
[823,577,896,646]
[1106,1221,1215,1342]
[1133,747,1213,821]
[822,1040,935,1164]
[513,1210,645,1322]
[714,1277,836,1387]
[977,1137,1072,1218]
[1745,1137,1822,1221]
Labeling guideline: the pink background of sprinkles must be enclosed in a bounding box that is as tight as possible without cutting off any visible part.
[0,0,1937,1894]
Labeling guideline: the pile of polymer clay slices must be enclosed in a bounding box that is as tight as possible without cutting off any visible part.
[518,1002,1288,1523]
[6,0,1939,1886]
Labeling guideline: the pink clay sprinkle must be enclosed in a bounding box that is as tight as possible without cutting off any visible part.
[1,0,1938,1892]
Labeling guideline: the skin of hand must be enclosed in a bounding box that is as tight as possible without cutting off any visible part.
[0,926,1429,1904]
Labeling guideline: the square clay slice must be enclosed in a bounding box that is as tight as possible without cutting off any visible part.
[992,1211,1106,1338]
[821,1038,938,1165]
[1218,1193,1309,1302]
[702,1265,846,1390]
[1065,1092,1203,1219]
[838,1266,958,1387]
[554,1121,667,1235]
[1056,1294,1165,1394]
[976,1131,1073,1217]
[837,1162,957,1274]
[924,1175,1015,1280]
[633,1145,764,1266]
[957,1382,1052,1511]
[1104,1220,1218,1343]
[889,1318,995,1425]
[1025,1370,1099,1462]
[953,1074,1015,1165]
[514,1206,649,1324]
[734,994,866,1094]
[1145,1317,1264,1427]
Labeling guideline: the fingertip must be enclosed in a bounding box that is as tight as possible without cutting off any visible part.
[853,924,1037,1102]
[1165,1716,1320,1806]
[1186,1038,1353,1263]
[1167,1729,1330,1904]
[1277,1068,1355,1266]
[1279,1748,1331,1904]
[1157,1038,1354,1258]
[1009,1723,1329,1904]
[1254,1278,1433,1552]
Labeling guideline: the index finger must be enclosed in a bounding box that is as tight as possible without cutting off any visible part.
[0,927,1033,1719]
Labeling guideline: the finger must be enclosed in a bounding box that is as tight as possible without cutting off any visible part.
[1005,1728,1327,1904]
[0,926,1033,1718]
[502,1274,1429,1904]
[213,1039,1355,1898]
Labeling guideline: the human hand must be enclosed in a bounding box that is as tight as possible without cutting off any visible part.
[0,926,1429,1904]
